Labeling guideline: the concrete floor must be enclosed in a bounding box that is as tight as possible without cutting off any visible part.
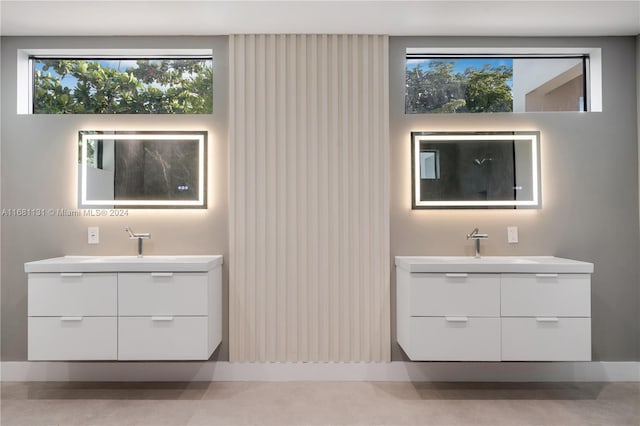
[1,381,639,425]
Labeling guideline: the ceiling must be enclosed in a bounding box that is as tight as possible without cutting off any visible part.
[1,0,639,37]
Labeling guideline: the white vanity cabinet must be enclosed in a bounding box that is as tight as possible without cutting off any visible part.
[28,273,118,360]
[395,256,593,362]
[25,256,223,361]
[500,273,591,361]
[399,270,501,361]
[117,272,218,360]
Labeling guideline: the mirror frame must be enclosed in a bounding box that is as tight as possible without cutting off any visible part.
[79,130,207,208]
[411,131,541,209]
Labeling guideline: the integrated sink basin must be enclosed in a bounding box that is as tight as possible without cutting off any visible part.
[24,255,223,273]
[413,256,538,264]
[395,256,593,273]
[80,256,180,262]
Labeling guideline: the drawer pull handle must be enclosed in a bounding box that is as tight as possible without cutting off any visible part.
[445,316,469,322]
[151,272,174,277]
[445,273,468,278]
[60,273,83,277]
[536,274,558,278]
[60,316,83,321]
[536,317,559,322]
[151,316,174,321]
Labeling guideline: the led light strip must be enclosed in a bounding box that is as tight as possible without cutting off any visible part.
[413,133,539,208]
[81,132,206,207]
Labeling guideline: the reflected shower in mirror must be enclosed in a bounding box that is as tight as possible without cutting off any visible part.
[79,130,207,208]
[411,131,540,209]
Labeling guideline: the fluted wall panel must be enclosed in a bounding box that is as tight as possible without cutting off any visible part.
[229,34,389,362]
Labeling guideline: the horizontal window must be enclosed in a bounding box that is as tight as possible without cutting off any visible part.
[30,55,212,114]
[406,48,601,114]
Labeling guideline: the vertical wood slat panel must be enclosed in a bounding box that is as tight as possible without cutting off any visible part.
[275,34,287,362]
[297,35,308,362]
[338,35,348,361]
[255,34,267,362]
[315,34,337,360]
[380,38,391,362]
[308,34,320,361]
[229,34,390,362]
[328,35,340,361]
[264,34,277,363]
[285,35,298,361]
[245,34,257,363]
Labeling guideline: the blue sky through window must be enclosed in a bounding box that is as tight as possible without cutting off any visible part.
[34,60,76,89]
[33,58,212,90]
[407,57,513,87]
[34,59,144,89]
[32,57,214,113]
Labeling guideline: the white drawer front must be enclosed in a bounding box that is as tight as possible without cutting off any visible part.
[118,316,209,360]
[28,273,117,316]
[501,274,591,317]
[118,272,208,316]
[28,316,117,360]
[410,274,500,317]
[407,317,500,361]
[501,318,591,361]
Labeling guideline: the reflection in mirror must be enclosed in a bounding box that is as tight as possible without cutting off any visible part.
[79,131,207,208]
[420,151,440,179]
[411,131,540,209]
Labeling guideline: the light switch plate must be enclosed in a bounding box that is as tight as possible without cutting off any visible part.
[88,227,99,244]
[507,226,518,244]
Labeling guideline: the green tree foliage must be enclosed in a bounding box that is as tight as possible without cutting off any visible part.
[34,59,213,114]
[464,65,513,112]
[406,60,513,113]
[405,61,467,113]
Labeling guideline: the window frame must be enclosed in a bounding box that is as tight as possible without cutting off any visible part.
[405,47,602,113]
[18,49,213,115]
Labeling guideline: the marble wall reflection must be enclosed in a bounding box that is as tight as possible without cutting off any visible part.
[114,139,199,201]
[419,140,517,203]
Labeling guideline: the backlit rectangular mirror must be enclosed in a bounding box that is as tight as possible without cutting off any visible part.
[412,131,540,209]
[79,130,207,208]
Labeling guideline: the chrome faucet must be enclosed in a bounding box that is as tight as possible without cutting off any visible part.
[466,227,489,258]
[125,226,151,257]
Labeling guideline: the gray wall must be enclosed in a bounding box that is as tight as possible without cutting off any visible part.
[0,36,229,361]
[390,37,639,361]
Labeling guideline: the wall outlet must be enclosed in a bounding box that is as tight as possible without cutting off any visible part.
[507,226,518,244]
[88,227,99,244]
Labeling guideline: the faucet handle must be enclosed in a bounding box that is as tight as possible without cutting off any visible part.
[124,226,151,239]
[467,227,488,239]
[466,227,479,238]
[125,226,135,239]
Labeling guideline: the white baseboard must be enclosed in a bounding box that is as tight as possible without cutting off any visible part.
[1,361,639,382]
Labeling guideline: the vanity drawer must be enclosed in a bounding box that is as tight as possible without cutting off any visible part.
[118,272,208,316]
[410,274,500,317]
[501,274,591,317]
[118,316,209,360]
[28,273,117,316]
[407,317,500,361]
[501,318,591,361]
[28,316,117,360]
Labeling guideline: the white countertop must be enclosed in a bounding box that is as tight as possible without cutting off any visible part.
[395,256,594,274]
[24,255,223,273]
